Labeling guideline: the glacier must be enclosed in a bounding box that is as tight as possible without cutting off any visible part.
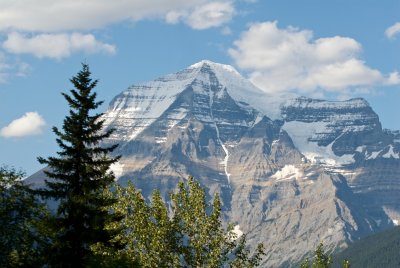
[29,60,400,267]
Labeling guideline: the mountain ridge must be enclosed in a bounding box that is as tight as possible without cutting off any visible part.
[29,60,400,267]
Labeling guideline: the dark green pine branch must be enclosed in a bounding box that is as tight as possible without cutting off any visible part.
[36,63,123,267]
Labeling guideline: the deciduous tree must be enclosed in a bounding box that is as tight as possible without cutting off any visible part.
[96,177,265,267]
[0,166,49,267]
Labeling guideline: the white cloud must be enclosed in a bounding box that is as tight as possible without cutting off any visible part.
[229,21,399,96]
[299,59,383,90]
[385,22,400,39]
[3,32,116,59]
[0,112,46,138]
[181,1,235,30]
[0,0,234,32]
[0,1,235,67]
[386,71,400,85]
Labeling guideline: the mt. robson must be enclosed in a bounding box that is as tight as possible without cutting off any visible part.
[30,60,400,267]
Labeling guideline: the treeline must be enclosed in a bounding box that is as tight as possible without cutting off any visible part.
[0,64,263,267]
[92,178,265,267]
[333,226,400,268]
[0,64,349,267]
[1,166,264,267]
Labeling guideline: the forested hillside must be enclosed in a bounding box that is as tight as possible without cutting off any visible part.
[333,226,400,268]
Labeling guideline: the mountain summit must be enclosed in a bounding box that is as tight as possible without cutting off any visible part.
[31,60,400,267]
[102,60,282,144]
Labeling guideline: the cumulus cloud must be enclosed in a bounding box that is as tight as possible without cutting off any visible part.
[385,22,400,39]
[0,112,46,138]
[3,32,116,59]
[386,71,400,85]
[0,1,235,64]
[229,21,399,96]
[0,0,234,32]
[166,1,235,29]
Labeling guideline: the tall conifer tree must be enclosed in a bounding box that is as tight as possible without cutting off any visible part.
[37,64,121,267]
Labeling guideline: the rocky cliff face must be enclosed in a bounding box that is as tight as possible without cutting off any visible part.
[100,61,400,267]
[280,96,400,237]
[30,60,400,267]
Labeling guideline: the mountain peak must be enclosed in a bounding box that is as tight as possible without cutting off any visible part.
[188,60,286,119]
[188,59,240,76]
[102,60,286,143]
[34,59,400,268]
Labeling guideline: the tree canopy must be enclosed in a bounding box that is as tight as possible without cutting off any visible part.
[36,63,122,267]
[0,166,49,267]
[93,177,265,267]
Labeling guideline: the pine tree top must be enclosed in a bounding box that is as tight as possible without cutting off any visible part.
[35,63,122,267]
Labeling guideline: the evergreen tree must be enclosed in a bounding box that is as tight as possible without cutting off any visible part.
[0,166,49,267]
[36,64,121,267]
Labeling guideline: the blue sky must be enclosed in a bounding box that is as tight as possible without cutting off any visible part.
[0,0,399,175]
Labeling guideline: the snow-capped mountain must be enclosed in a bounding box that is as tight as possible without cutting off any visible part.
[30,60,400,267]
[99,60,400,267]
[102,60,282,143]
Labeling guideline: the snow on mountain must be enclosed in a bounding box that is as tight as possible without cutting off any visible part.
[271,164,304,181]
[382,145,400,159]
[282,96,370,110]
[102,66,197,141]
[188,60,284,119]
[89,60,400,267]
[282,121,355,166]
[102,60,285,142]
[280,96,387,165]
[108,161,124,178]
[364,144,400,160]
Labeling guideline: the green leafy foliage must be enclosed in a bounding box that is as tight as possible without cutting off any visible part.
[0,166,49,267]
[171,177,265,267]
[300,242,350,268]
[94,177,265,267]
[171,178,227,267]
[92,182,179,267]
[36,64,122,267]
